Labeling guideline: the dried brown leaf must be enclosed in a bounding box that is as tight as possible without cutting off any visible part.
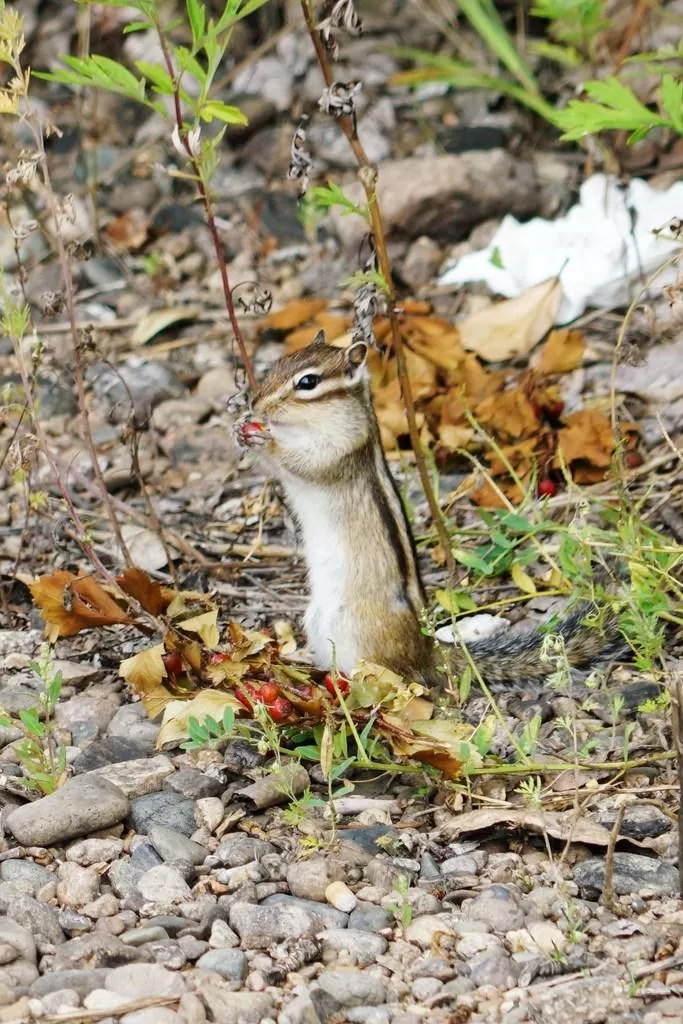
[264,298,327,332]
[438,807,614,846]
[475,387,540,441]
[30,571,133,640]
[556,409,615,470]
[116,567,172,617]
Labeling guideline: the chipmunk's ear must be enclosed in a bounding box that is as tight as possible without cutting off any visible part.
[344,342,368,380]
[311,329,326,347]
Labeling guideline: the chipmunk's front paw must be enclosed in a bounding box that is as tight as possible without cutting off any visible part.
[234,414,272,449]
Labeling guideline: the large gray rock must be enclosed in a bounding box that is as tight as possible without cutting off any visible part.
[575,853,679,897]
[6,775,130,846]
[229,901,317,950]
[129,792,196,837]
[331,151,539,247]
[0,919,36,964]
[105,962,186,998]
[316,967,386,1008]
[0,893,65,947]
[30,968,109,998]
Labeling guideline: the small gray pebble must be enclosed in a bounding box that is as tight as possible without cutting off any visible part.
[411,977,443,1000]
[120,926,170,946]
[197,947,248,982]
[348,903,392,932]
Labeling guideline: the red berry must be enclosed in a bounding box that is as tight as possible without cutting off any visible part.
[239,420,266,445]
[209,652,231,664]
[538,478,557,498]
[235,687,254,713]
[162,651,183,678]
[267,697,292,722]
[624,451,643,468]
[259,682,280,705]
[546,400,565,420]
[323,673,350,697]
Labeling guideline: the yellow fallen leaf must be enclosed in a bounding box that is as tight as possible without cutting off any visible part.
[131,305,200,345]
[536,328,586,375]
[511,561,537,595]
[458,278,561,362]
[274,620,298,656]
[178,609,219,649]
[119,643,166,691]
[157,689,244,749]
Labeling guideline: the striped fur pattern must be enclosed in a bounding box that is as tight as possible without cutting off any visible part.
[240,337,622,688]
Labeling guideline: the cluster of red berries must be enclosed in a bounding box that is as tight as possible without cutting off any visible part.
[161,647,353,726]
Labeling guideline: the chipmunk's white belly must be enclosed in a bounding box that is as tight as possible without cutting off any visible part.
[283,479,361,674]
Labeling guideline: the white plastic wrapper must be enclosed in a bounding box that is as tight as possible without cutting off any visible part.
[436,613,510,647]
[439,173,683,323]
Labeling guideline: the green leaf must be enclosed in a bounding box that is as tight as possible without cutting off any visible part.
[123,20,153,34]
[555,77,668,140]
[187,716,208,742]
[135,60,175,94]
[186,0,206,45]
[216,0,271,32]
[174,46,208,86]
[454,550,495,576]
[660,74,683,134]
[528,40,582,68]
[293,745,323,760]
[435,589,477,614]
[199,99,248,124]
[222,706,235,733]
[19,709,44,737]
[458,0,539,95]
[90,55,142,94]
[204,715,222,737]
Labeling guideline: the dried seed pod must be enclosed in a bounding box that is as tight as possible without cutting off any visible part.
[233,282,273,316]
[319,0,363,56]
[39,291,66,318]
[319,80,362,119]
[6,154,39,188]
[287,115,312,195]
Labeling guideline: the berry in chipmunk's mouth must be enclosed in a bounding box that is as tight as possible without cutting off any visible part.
[237,418,270,447]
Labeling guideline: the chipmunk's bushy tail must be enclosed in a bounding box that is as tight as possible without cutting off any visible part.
[447,603,626,687]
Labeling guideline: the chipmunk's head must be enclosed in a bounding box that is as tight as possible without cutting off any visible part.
[237,333,372,479]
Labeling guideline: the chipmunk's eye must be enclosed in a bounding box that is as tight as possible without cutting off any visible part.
[294,373,321,391]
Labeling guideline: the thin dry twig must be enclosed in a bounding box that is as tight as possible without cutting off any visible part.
[601,802,626,908]
[670,671,683,897]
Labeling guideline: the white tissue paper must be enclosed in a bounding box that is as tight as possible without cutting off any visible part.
[439,173,683,323]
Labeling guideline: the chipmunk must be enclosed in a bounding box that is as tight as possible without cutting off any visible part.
[236,334,621,689]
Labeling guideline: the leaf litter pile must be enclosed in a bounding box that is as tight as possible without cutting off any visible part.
[29,567,474,778]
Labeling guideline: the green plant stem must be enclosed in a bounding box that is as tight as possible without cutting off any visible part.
[465,749,676,776]
[299,0,455,573]
[154,19,256,391]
